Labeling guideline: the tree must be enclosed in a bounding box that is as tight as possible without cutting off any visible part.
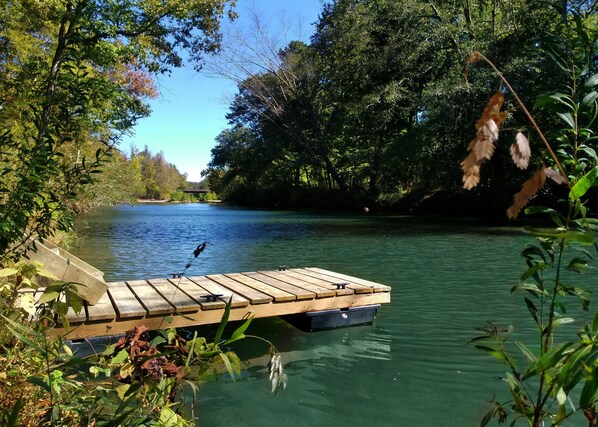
[0,0,235,260]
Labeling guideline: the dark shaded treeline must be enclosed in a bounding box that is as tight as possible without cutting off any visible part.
[203,0,596,216]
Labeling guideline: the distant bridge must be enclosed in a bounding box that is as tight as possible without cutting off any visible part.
[181,189,210,194]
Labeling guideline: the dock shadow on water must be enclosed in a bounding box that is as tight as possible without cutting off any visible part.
[73,203,591,426]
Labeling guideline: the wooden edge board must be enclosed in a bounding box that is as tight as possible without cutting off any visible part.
[167,278,226,310]
[224,273,296,302]
[107,281,147,318]
[147,278,201,313]
[56,292,391,340]
[278,270,357,296]
[206,274,273,305]
[186,276,249,308]
[126,280,174,316]
[301,267,392,292]
[258,271,336,298]
[242,272,316,300]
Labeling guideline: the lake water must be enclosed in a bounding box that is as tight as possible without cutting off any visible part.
[73,203,589,426]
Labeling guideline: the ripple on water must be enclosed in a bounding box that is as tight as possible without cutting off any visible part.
[74,204,592,426]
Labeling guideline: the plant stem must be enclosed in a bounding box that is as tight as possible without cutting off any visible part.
[473,51,571,187]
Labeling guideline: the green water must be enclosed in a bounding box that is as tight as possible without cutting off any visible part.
[73,203,588,426]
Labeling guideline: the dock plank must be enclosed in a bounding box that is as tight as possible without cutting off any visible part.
[287,269,373,294]
[225,273,296,302]
[207,274,273,305]
[53,267,391,340]
[127,280,174,316]
[243,272,315,300]
[303,268,391,292]
[169,278,226,310]
[86,291,116,322]
[280,270,358,295]
[108,281,146,318]
[148,278,200,313]
[186,276,249,308]
[259,271,335,298]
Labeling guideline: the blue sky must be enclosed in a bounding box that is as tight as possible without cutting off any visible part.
[123,0,324,182]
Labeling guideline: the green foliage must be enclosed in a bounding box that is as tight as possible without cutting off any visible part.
[469,8,598,426]
[0,0,235,261]
[0,260,285,426]
[205,0,575,211]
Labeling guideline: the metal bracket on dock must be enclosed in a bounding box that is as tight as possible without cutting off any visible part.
[170,272,184,279]
[204,293,223,302]
[278,265,288,271]
[335,282,348,290]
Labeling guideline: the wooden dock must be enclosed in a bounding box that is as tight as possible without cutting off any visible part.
[56,267,391,339]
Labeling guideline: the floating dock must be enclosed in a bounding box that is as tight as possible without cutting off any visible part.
[56,267,391,339]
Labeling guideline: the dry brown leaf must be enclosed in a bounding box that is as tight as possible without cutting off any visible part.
[473,137,495,162]
[462,93,508,190]
[510,132,531,169]
[507,168,547,219]
[476,92,506,130]
[544,167,566,185]
[461,152,480,190]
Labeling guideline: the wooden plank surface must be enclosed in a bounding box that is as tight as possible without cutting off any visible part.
[259,271,336,298]
[169,278,226,310]
[186,276,249,308]
[207,274,273,304]
[279,270,358,295]
[242,272,315,300]
[225,273,296,302]
[148,278,200,313]
[287,269,373,294]
[303,268,391,292]
[127,280,174,316]
[52,267,392,340]
[86,291,116,322]
[108,281,146,318]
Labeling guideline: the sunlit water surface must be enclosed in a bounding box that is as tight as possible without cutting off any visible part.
[73,203,590,426]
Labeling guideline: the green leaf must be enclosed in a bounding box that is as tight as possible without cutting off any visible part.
[7,396,22,427]
[570,167,598,200]
[521,262,547,281]
[582,91,598,107]
[525,297,539,326]
[567,257,589,272]
[552,317,575,328]
[585,74,598,88]
[214,296,232,345]
[480,407,495,427]
[111,349,129,364]
[219,352,236,382]
[557,112,575,128]
[534,343,572,373]
[225,315,254,345]
[581,374,598,408]
[26,376,50,393]
[512,282,547,297]
[515,341,537,362]
[534,93,575,112]
[524,206,560,216]
[524,227,595,244]
[475,345,507,363]
[69,292,83,314]
[36,290,60,305]
[0,268,18,277]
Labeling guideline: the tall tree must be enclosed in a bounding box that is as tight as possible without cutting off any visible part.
[0,0,235,260]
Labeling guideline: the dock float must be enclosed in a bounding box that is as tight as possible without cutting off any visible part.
[56,267,391,339]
